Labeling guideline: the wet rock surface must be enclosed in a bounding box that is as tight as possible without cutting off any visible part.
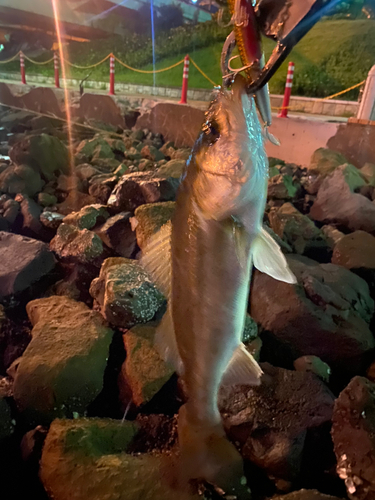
[133,201,175,250]
[332,376,375,500]
[119,322,174,407]
[219,363,335,481]
[0,232,55,298]
[13,296,113,426]
[89,258,164,328]
[250,255,374,373]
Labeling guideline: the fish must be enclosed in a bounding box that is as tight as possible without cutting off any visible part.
[141,75,296,498]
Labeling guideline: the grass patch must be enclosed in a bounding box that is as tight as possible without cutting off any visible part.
[1,19,374,98]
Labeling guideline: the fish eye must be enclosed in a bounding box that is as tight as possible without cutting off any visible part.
[203,120,220,141]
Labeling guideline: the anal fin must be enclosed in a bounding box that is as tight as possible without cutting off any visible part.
[221,343,262,386]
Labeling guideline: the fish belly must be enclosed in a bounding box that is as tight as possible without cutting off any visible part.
[171,193,252,427]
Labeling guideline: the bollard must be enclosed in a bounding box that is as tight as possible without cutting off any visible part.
[54,52,60,88]
[357,65,375,121]
[278,61,294,118]
[20,52,26,85]
[109,54,115,95]
[179,55,189,104]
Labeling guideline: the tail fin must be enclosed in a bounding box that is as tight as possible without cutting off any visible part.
[177,405,251,499]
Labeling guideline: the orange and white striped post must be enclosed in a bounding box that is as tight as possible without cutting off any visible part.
[109,54,115,95]
[20,52,26,85]
[179,55,189,104]
[278,62,294,118]
[54,52,60,88]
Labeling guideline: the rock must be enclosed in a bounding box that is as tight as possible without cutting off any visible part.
[250,255,375,373]
[156,159,185,179]
[63,205,109,230]
[0,232,55,298]
[293,356,331,382]
[90,258,164,328]
[50,224,104,265]
[272,490,344,500]
[268,174,299,200]
[141,145,165,162]
[321,225,345,249]
[219,363,335,481]
[137,159,154,172]
[242,313,258,344]
[56,174,82,193]
[310,165,375,233]
[9,134,69,181]
[308,148,348,176]
[38,192,57,207]
[0,380,13,440]
[332,231,375,270]
[40,211,65,230]
[76,93,125,129]
[95,212,136,258]
[171,148,191,161]
[133,202,175,250]
[135,103,204,148]
[91,157,120,171]
[0,164,43,197]
[360,163,375,186]
[108,172,179,212]
[20,87,63,118]
[76,136,115,160]
[40,418,198,500]
[268,203,326,255]
[2,198,19,225]
[56,191,97,216]
[119,322,174,407]
[13,297,113,425]
[88,181,113,205]
[332,376,375,499]
[19,195,44,238]
[76,164,101,183]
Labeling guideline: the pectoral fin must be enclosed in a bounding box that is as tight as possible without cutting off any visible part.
[140,221,172,298]
[154,305,183,375]
[252,227,297,284]
[221,343,263,386]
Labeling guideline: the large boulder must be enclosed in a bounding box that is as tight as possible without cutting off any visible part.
[134,103,204,148]
[0,232,55,298]
[40,418,199,500]
[12,296,113,425]
[332,376,375,500]
[9,133,69,181]
[332,231,375,270]
[307,148,348,177]
[133,202,175,250]
[219,363,335,481]
[90,258,164,328]
[119,322,174,407]
[76,94,125,129]
[108,172,179,212]
[309,165,375,233]
[250,255,374,373]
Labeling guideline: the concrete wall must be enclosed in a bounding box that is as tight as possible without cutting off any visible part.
[0,71,359,117]
[266,117,340,166]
